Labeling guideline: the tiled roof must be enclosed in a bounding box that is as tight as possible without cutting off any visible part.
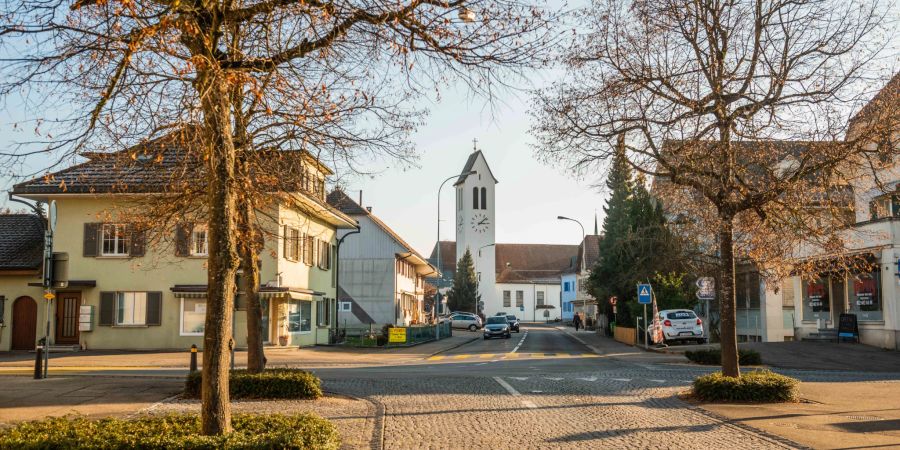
[0,214,44,271]
[565,234,602,273]
[429,241,578,283]
[850,72,900,130]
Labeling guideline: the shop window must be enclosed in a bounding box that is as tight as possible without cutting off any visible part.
[288,300,312,333]
[180,297,206,335]
[736,271,761,309]
[802,278,831,322]
[851,269,883,321]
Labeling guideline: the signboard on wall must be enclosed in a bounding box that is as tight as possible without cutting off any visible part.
[806,281,826,311]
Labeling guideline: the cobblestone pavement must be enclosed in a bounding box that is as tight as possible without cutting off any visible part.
[314,324,845,449]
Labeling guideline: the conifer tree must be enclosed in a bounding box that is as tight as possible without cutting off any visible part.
[448,250,480,314]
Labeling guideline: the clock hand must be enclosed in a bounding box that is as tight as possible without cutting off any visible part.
[478,218,488,225]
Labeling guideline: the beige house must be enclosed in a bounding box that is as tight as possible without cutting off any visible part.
[1,131,355,351]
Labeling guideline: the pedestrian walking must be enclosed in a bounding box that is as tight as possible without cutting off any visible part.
[573,313,582,332]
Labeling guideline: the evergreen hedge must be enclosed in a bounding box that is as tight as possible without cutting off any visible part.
[692,370,799,402]
[0,413,340,449]
[684,348,762,365]
[185,369,323,399]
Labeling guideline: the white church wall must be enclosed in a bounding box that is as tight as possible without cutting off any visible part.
[492,282,562,322]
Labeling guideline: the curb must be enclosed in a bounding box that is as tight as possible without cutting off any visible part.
[324,390,386,450]
[555,327,604,355]
[425,336,480,358]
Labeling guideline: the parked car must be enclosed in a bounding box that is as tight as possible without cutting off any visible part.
[505,315,520,333]
[483,316,511,340]
[449,313,482,331]
[655,309,706,345]
[495,312,507,316]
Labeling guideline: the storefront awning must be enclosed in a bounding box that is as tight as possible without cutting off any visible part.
[170,285,326,301]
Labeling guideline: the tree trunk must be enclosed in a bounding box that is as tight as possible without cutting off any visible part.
[199,70,239,435]
[717,217,740,377]
[240,199,265,373]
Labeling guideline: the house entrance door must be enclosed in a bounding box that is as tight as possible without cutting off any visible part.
[11,296,37,350]
[55,292,81,345]
[830,277,847,326]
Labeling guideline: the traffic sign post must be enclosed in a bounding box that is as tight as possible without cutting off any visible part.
[637,284,652,349]
[695,277,715,339]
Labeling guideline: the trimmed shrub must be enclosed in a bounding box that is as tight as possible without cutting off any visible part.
[185,369,323,399]
[692,370,799,402]
[0,413,340,449]
[684,348,762,365]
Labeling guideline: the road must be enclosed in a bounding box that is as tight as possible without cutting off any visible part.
[315,323,801,449]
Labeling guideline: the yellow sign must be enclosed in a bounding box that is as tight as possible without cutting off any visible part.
[388,327,407,343]
[43,292,55,300]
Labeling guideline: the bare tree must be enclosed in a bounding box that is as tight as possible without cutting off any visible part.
[1,0,555,435]
[532,0,894,377]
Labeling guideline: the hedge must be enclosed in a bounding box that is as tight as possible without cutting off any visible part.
[0,413,340,449]
[185,369,323,399]
[692,370,799,402]
[684,348,762,366]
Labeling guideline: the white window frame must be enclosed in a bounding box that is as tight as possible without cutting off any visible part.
[537,291,545,306]
[179,297,207,336]
[339,301,352,312]
[116,292,147,326]
[101,224,130,257]
[190,225,209,257]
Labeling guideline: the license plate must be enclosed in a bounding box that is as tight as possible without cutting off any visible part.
[679,331,694,336]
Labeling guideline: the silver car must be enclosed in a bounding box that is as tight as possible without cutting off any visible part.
[449,313,482,331]
[483,316,511,339]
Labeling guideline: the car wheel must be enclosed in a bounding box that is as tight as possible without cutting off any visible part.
[469,324,478,332]
[483,336,489,340]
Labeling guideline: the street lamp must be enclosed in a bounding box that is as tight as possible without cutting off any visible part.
[436,170,476,324]
[558,216,586,322]
[474,243,494,315]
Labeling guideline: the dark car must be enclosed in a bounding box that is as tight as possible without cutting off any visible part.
[483,316,511,340]
[505,315,521,333]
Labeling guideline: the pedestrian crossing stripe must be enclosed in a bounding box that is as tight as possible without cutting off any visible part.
[426,352,597,361]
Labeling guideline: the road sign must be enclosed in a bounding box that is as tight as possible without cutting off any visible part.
[637,284,652,304]
[609,296,617,306]
[696,277,715,300]
[48,200,57,233]
[388,327,407,343]
[43,292,55,300]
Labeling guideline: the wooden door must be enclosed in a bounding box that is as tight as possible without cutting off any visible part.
[55,292,80,345]
[11,296,37,351]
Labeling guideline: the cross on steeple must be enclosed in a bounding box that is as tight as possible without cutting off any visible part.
[472,138,478,151]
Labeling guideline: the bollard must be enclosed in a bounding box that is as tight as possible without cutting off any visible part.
[189,344,198,373]
[34,346,43,379]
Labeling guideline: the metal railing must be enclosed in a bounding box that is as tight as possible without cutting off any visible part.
[341,322,452,348]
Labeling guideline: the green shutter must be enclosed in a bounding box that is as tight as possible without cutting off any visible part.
[99,292,115,326]
[145,292,162,326]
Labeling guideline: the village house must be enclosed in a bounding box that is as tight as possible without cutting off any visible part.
[0,129,355,352]
[326,189,438,327]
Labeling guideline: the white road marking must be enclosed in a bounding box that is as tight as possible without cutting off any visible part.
[531,390,543,393]
[649,379,666,383]
[612,378,632,382]
[511,330,528,353]
[543,377,564,381]
[576,376,598,382]
[510,376,530,381]
[493,376,537,409]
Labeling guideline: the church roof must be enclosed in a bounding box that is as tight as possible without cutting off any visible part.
[453,150,498,186]
[428,241,578,284]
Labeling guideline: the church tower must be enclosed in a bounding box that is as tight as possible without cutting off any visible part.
[454,149,498,313]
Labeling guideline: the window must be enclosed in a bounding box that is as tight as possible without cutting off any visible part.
[116,292,147,325]
[515,290,524,308]
[851,269,883,321]
[339,301,352,312]
[284,227,301,261]
[563,281,571,292]
[180,297,206,335]
[802,278,831,321]
[102,224,130,256]
[480,187,487,210]
[869,194,900,220]
[317,240,331,270]
[503,290,511,307]
[303,235,314,265]
[317,299,332,326]
[536,291,545,306]
[472,187,479,209]
[288,299,312,333]
[457,188,462,210]
[736,271,761,309]
[190,225,208,256]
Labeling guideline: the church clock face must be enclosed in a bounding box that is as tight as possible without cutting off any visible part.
[470,212,490,233]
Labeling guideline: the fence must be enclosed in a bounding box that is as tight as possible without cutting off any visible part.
[342,321,452,348]
[614,326,637,346]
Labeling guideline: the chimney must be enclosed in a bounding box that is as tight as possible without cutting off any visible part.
[358,190,363,206]
[366,206,372,212]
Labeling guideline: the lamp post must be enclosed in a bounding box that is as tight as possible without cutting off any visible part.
[436,170,476,328]
[557,216,585,323]
[475,243,494,316]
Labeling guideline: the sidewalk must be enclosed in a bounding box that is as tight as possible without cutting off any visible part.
[0,332,480,374]
[554,325,687,365]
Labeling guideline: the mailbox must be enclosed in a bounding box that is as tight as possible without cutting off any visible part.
[79,305,93,331]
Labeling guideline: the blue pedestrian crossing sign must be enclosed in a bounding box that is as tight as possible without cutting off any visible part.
[637,284,652,304]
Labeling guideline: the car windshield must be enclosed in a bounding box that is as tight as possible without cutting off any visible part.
[486,317,507,325]
[506,316,517,321]
[666,311,697,320]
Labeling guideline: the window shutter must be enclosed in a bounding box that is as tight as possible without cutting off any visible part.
[175,223,191,257]
[146,292,162,326]
[83,223,100,257]
[283,225,289,259]
[129,226,146,257]
[99,292,116,326]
